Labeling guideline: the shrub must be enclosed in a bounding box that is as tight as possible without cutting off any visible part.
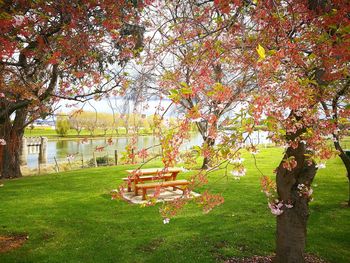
[55,115,70,136]
[87,156,114,167]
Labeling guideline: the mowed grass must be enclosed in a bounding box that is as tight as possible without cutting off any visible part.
[0,148,349,263]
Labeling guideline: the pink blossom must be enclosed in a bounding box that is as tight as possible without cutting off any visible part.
[308,188,313,196]
[163,218,170,224]
[297,184,305,190]
[316,163,326,169]
[268,202,284,216]
[81,138,89,144]
[230,168,246,178]
[13,15,24,26]
[229,158,244,164]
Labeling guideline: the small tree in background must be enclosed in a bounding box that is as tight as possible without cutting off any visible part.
[69,110,84,136]
[97,113,113,136]
[55,115,70,137]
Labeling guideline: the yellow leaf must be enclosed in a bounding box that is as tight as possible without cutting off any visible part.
[256,44,266,61]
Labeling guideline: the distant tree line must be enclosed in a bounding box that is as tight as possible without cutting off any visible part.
[55,111,197,137]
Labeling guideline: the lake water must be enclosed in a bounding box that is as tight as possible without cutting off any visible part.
[26,131,271,168]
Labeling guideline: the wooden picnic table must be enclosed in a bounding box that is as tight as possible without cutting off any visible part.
[124,167,183,196]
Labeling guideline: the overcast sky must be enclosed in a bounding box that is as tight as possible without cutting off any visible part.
[56,97,176,117]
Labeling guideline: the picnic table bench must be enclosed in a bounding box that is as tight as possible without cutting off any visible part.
[122,173,173,192]
[124,167,187,200]
[136,179,189,200]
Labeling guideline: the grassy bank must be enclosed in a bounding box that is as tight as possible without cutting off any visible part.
[0,148,349,262]
[24,127,153,139]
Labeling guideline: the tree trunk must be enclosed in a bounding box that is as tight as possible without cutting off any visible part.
[201,136,215,169]
[0,108,27,179]
[274,141,317,263]
[202,156,210,169]
[333,140,350,206]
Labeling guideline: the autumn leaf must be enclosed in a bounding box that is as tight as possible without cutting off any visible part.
[256,44,266,61]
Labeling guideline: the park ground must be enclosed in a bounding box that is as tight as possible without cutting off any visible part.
[0,147,349,263]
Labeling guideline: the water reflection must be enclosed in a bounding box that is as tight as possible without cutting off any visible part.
[26,131,271,168]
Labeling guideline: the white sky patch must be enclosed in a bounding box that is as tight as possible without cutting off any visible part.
[57,97,175,117]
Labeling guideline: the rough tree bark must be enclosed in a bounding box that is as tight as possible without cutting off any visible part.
[201,136,215,169]
[274,133,317,263]
[0,108,28,179]
[334,140,350,206]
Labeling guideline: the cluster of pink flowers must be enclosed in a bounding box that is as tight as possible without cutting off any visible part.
[268,201,284,216]
[196,191,225,214]
[229,158,244,164]
[138,148,149,159]
[107,138,113,145]
[297,184,313,200]
[282,157,297,171]
[0,139,6,145]
[163,218,170,224]
[230,168,246,180]
[95,146,105,152]
[268,200,294,216]
[81,138,89,144]
[316,163,326,169]
[110,189,118,200]
[159,198,187,223]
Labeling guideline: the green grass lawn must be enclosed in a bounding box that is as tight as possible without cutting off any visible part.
[0,148,349,263]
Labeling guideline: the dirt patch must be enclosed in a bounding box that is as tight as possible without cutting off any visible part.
[0,234,28,253]
[138,237,165,253]
[225,254,328,263]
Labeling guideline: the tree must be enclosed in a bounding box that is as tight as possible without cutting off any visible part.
[113,114,125,135]
[139,115,151,134]
[55,115,70,136]
[320,76,350,206]
[143,0,255,169]
[79,111,97,136]
[0,0,146,178]
[213,1,348,262]
[69,110,84,136]
[137,1,349,262]
[250,2,350,261]
[97,113,113,136]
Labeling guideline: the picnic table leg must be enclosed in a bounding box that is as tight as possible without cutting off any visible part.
[134,178,139,196]
[142,188,147,200]
[171,172,179,191]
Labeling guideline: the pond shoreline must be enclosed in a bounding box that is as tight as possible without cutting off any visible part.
[24,133,155,141]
